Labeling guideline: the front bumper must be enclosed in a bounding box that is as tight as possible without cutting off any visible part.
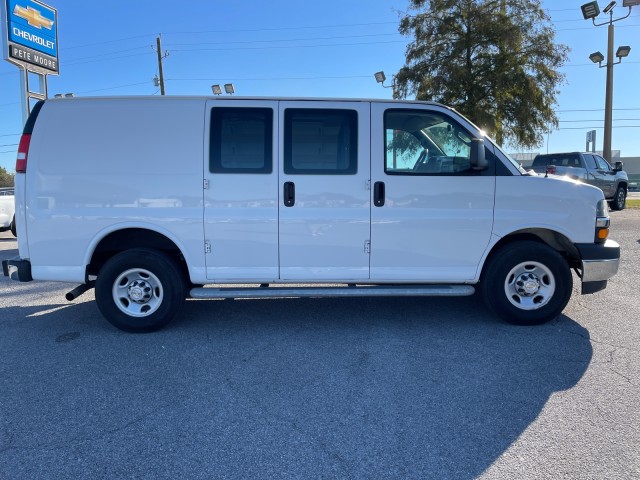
[575,240,620,294]
[2,257,32,282]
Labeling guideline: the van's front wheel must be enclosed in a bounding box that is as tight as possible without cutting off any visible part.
[95,249,185,333]
[481,241,572,326]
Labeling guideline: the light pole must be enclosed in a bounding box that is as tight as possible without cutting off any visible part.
[581,0,637,163]
[374,71,396,98]
[211,84,235,96]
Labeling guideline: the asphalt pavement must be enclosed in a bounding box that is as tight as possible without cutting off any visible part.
[0,210,638,479]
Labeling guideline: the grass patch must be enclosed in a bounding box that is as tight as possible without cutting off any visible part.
[626,199,640,209]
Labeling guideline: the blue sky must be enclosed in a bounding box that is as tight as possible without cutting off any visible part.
[1,0,639,172]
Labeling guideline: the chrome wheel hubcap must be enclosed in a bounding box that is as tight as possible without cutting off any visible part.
[505,261,555,311]
[113,268,163,317]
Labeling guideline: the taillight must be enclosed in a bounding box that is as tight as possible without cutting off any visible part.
[16,134,31,173]
[546,165,556,175]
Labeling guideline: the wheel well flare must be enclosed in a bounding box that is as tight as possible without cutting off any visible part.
[88,228,185,277]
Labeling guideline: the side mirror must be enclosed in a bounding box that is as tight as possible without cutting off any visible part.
[471,138,488,170]
[614,161,623,172]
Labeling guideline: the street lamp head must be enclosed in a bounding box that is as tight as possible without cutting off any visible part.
[581,1,601,19]
[211,84,222,95]
[603,0,617,13]
[589,51,605,63]
[616,45,631,58]
[374,71,386,84]
[224,83,235,95]
[622,0,640,6]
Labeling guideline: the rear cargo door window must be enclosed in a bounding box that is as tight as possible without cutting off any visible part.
[283,109,358,175]
[210,108,273,173]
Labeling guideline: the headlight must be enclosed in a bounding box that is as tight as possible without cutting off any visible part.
[595,199,610,242]
[596,199,609,219]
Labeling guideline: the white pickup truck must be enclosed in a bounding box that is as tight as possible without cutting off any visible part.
[3,97,620,332]
[0,187,16,237]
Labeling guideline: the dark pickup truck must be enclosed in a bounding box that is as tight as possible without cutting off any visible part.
[530,152,628,210]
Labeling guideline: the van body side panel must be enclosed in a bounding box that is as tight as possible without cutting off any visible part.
[492,175,602,244]
[278,101,371,281]
[369,103,495,282]
[26,98,206,283]
[204,100,279,282]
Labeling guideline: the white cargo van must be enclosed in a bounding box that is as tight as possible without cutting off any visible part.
[3,97,620,332]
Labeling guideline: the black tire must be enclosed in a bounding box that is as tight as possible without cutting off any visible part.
[610,186,626,211]
[481,241,572,326]
[95,249,185,333]
[10,215,16,237]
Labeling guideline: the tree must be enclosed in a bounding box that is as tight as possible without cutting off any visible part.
[395,0,569,148]
[0,166,14,188]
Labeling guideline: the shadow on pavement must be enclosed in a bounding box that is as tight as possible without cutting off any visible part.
[0,295,592,479]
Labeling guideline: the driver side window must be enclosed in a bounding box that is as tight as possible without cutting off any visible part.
[595,155,611,171]
[384,109,473,175]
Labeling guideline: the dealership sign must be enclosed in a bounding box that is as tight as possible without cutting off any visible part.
[1,0,58,74]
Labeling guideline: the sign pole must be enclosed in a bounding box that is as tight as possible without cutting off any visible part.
[2,0,59,124]
[19,67,29,125]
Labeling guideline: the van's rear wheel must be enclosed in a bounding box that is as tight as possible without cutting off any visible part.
[481,241,572,326]
[95,249,185,333]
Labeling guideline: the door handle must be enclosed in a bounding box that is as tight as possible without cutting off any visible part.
[374,181,385,207]
[284,181,295,207]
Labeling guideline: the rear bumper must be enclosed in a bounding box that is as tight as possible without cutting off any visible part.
[575,240,620,294]
[2,257,32,282]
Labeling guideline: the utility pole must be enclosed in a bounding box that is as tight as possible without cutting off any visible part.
[603,19,614,163]
[581,1,637,163]
[155,35,169,95]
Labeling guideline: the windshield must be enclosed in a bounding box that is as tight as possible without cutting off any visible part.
[483,137,527,175]
[443,107,526,175]
[419,121,472,158]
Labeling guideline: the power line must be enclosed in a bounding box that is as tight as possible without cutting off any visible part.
[167,75,371,81]
[558,108,640,112]
[64,52,152,67]
[63,46,150,64]
[555,23,639,32]
[555,126,640,130]
[1,20,635,72]
[564,61,640,67]
[0,81,153,108]
[56,21,401,52]
[559,120,640,122]
[62,34,157,51]
[74,81,152,94]
[162,21,399,36]
[170,39,407,53]
[166,32,401,47]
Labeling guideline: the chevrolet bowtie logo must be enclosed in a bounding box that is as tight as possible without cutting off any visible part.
[13,5,54,30]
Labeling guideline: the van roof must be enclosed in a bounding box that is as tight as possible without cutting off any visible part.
[46,95,451,108]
